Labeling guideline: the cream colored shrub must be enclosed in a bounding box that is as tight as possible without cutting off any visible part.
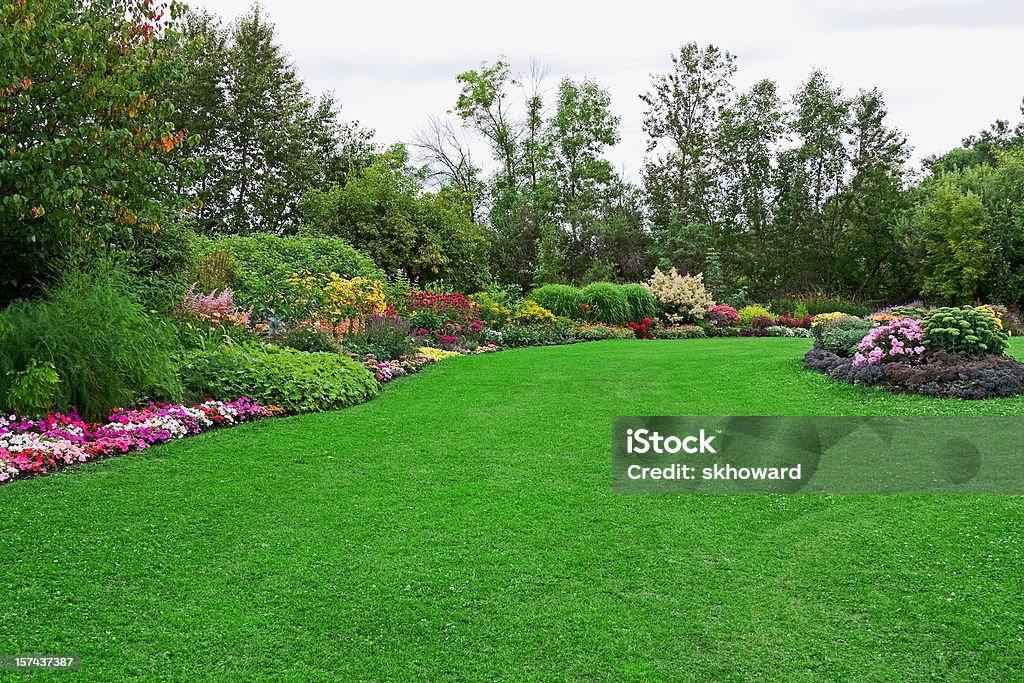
[642,268,715,322]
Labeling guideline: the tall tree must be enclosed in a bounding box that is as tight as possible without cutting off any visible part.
[299,145,491,291]
[168,4,374,235]
[774,70,850,290]
[641,43,736,231]
[717,78,786,288]
[0,0,199,303]
[840,88,911,298]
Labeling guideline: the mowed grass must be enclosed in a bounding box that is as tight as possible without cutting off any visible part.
[2,338,1024,681]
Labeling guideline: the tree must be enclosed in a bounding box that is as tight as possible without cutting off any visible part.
[641,43,736,231]
[0,0,199,304]
[449,61,627,287]
[548,78,620,242]
[839,88,911,298]
[299,145,491,291]
[413,115,484,221]
[167,4,375,235]
[911,181,991,303]
[717,78,786,288]
[774,70,850,290]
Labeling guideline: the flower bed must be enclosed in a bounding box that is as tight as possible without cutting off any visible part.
[0,398,279,484]
[803,306,1024,399]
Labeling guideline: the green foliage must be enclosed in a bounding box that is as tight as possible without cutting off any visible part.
[653,325,708,339]
[769,296,874,318]
[579,283,631,326]
[737,305,774,326]
[167,5,376,234]
[529,284,583,318]
[299,145,490,290]
[0,268,182,420]
[178,344,378,413]
[4,358,61,419]
[496,322,577,348]
[191,235,381,315]
[0,0,200,304]
[813,316,874,357]
[922,307,1008,357]
[912,181,991,304]
[272,328,341,354]
[347,315,416,361]
[620,284,660,322]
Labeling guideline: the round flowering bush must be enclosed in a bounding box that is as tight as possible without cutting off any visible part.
[853,318,926,367]
[628,318,653,339]
[708,304,740,328]
[923,306,1008,357]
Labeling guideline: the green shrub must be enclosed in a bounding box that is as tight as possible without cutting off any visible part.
[3,358,60,418]
[770,296,874,318]
[497,321,577,348]
[737,305,774,326]
[620,284,660,322]
[813,316,874,357]
[922,306,1008,357]
[273,328,342,354]
[192,235,383,316]
[529,284,583,319]
[178,344,378,414]
[0,268,183,420]
[348,314,416,360]
[579,282,631,326]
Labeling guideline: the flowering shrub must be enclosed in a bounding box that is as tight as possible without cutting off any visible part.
[0,398,278,484]
[405,291,483,348]
[359,352,434,384]
[628,318,654,339]
[775,313,812,329]
[765,326,813,338]
[737,305,774,326]
[974,304,1019,334]
[708,305,740,328]
[321,274,388,323]
[513,300,557,325]
[642,268,715,322]
[177,284,252,327]
[810,312,849,329]
[922,306,1007,357]
[470,291,513,329]
[853,318,926,367]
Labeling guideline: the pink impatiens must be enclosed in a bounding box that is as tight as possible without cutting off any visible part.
[0,398,279,484]
[853,318,927,367]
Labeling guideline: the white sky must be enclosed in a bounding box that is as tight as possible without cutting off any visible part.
[191,0,1024,178]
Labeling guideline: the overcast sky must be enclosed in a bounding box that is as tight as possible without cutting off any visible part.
[193,0,1024,178]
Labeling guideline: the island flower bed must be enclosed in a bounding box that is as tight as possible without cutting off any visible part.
[0,398,280,484]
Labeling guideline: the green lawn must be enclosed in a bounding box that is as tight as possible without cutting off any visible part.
[2,338,1023,680]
